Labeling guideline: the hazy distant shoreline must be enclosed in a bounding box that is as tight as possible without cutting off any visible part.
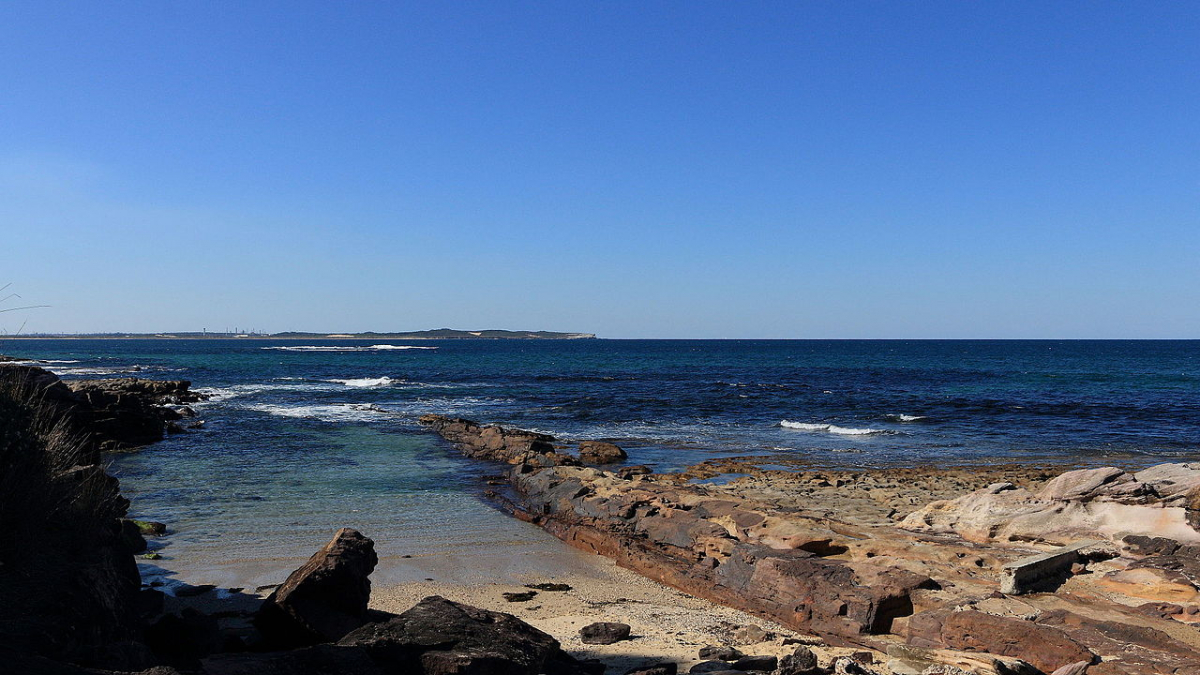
[2,329,598,341]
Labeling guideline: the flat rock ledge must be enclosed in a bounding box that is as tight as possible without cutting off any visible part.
[421,414,1200,675]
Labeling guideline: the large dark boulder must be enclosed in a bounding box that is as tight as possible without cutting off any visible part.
[338,595,598,675]
[579,621,631,644]
[255,528,378,648]
[144,609,222,668]
[201,644,385,675]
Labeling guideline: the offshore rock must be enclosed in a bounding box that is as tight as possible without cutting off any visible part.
[579,440,628,464]
[419,414,579,466]
[255,528,378,648]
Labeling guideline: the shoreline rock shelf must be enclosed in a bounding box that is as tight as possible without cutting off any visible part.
[4,360,1199,674]
[420,414,1200,675]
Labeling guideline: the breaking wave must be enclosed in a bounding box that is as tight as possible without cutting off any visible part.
[885,414,928,422]
[780,420,891,436]
[327,376,397,388]
[243,402,392,422]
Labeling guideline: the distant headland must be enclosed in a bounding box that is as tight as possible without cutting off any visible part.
[3,329,598,340]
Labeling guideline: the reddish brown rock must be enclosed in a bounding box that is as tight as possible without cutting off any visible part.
[422,416,1200,674]
[255,528,379,647]
[906,610,1095,674]
[419,415,578,466]
[579,440,627,464]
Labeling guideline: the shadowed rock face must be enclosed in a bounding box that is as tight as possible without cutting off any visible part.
[338,595,599,675]
[66,377,208,451]
[255,528,379,648]
[205,597,599,675]
[0,364,209,454]
[0,366,144,666]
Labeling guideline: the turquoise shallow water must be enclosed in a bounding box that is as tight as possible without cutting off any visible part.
[4,338,1198,582]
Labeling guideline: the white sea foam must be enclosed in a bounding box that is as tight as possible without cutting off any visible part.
[244,402,391,422]
[384,396,517,416]
[888,414,927,422]
[195,381,341,401]
[328,376,396,387]
[261,345,437,352]
[0,359,82,365]
[780,420,889,435]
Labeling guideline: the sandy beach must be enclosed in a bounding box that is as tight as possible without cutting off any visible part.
[156,537,855,674]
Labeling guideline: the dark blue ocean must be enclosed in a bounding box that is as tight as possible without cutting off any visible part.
[4,339,1198,582]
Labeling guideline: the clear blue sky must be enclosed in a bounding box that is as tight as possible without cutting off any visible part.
[2,2,1197,338]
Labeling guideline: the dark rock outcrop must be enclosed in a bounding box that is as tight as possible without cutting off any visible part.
[0,364,208,454]
[66,377,208,451]
[201,644,386,675]
[579,621,631,644]
[730,654,776,671]
[255,528,379,648]
[338,595,599,674]
[776,646,818,674]
[0,366,144,666]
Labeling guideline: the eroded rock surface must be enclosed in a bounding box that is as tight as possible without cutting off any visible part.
[900,465,1200,546]
[422,414,1200,675]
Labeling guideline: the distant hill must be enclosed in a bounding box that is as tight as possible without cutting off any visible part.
[7,329,597,340]
[272,329,596,340]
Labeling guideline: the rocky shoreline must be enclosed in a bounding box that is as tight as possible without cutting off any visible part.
[4,359,1198,675]
[0,365,622,675]
[420,414,1200,675]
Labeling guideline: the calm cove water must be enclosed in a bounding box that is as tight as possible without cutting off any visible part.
[3,339,1198,583]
